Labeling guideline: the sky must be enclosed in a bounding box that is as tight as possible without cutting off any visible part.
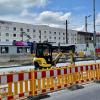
[0,0,100,32]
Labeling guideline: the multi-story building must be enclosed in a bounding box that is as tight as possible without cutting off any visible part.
[77,31,93,44]
[0,20,100,46]
[68,30,94,44]
[0,20,66,45]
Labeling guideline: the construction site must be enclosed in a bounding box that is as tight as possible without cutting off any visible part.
[0,0,100,100]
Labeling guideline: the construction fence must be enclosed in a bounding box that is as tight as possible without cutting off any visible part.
[0,63,100,100]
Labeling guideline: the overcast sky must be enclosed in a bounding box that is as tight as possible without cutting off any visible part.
[0,0,100,32]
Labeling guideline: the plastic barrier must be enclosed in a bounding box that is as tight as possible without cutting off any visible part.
[0,63,100,100]
[0,71,32,100]
[33,64,98,95]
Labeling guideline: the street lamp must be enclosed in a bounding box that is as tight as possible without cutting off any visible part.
[66,20,68,44]
[85,15,91,50]
[85,15,91,32]
[93,0,96,62]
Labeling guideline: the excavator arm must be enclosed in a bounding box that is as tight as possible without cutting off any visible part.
[52,52,63,65]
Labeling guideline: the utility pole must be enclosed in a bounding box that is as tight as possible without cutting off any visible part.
[39,30,41,43]
[66,20,68,44]
[85,16,88,32]
[21,31,24,41]
[93,0,96,62]
[85,15,91,32]
[85,15,91,47]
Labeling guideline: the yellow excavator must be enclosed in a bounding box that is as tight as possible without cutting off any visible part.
[32,43,75,69]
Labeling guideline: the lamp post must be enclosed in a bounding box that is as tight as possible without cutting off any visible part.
[93,0,96,62]
[39,30,41,43]
[66,20,68,44]
[85,15,91,32]
[85,15,91,49]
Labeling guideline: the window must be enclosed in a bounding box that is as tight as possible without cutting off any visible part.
[49,31,51,34]
[13,34,16,37]
[59,37,60,40]
[54,37,56,39]
[26,47,30,53]
[33,30,36,32]
[39,36,41,39]
[13,27,16,31]
[17,47,23,53]
[0,33,1,36]
[89,37,91,40]
[0,39,1,41]
[63,37,65,40]
[63,33,65,35]
[59,32,60,35]
[6,33,9,36]
[1,47,9,53]
[20,28,23,31]
[19,47,30,53]
[44,31,46,33]
[39,30,41,33]
[6,39,9,42]
[6,27,9,30]
[27,29,30,32]
[49,36,51,39]
[54,32,56,35]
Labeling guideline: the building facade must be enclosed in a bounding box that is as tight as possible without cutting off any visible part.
[0,20,66,45]
[0,20,100,45]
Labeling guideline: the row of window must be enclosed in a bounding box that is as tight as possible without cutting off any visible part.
[39,36,65,40]
[0,26,30,32]
[0,33,18,37]
[0,47,30,54]
[0,32,66,40]
[39,30,65,35]
[0,26,66,35]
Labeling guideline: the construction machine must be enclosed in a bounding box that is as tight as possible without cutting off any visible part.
[32,42,75,69]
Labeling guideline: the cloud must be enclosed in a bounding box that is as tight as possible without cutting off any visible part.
[34,11,71,27]
[21,9,37,17]
[96,13,100,24]
[0,9,71,29]
[0,0,48,16]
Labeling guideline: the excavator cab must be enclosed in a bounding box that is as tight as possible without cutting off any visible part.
[33,43,53,69]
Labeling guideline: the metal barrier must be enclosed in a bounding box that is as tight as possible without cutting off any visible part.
[0,63,100,100]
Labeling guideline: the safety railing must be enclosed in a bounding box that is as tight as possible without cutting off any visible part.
[0,63,100,100]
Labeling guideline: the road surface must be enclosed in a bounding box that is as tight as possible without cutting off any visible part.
[40,83,100,100]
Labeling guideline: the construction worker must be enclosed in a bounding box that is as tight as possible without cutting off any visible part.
[44,49,49,56]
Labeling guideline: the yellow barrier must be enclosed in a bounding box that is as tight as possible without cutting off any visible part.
[0,63,100,100]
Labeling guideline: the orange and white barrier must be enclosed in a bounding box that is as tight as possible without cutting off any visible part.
[0,72,32,100]
[0,63,100,100]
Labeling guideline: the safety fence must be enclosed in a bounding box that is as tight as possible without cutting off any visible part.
[0,63,100,100]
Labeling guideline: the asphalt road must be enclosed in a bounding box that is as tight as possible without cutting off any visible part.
[40,83,100,100]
